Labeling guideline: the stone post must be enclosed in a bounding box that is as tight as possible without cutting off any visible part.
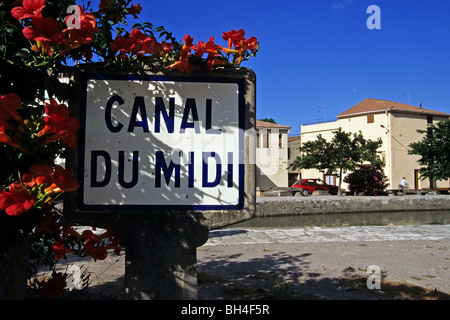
[117,212,209,300]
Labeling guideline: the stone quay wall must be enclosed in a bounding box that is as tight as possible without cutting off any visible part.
[256,195,450,217]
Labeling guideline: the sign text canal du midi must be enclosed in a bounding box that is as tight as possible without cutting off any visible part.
[80,77,245,210]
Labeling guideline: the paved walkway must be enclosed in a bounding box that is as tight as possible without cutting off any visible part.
[197,224,450,299]
[56,224,450,299]
[205,224,450,246]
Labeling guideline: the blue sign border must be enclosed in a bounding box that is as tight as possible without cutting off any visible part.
[77,73,246,212]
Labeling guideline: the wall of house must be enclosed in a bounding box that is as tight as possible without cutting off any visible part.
[339,112,392,187]
[300,121,340,142]
[390,113,449,189]
[298,122,340,187]
[256,128,289,187]
[287,136,302,186]
[296,122,347,189]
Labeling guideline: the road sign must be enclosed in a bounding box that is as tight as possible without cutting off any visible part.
[79,75,245,210]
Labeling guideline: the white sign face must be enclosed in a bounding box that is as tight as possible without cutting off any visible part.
[79,76,244,210]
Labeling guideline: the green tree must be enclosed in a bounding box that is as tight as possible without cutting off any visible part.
[258,118,277,123]
[408,120,450,183]
[290,128,383,195]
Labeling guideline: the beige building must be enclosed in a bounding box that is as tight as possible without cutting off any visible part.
[287,136,302,186]
[256,120,291,188]
[292,98,450,191]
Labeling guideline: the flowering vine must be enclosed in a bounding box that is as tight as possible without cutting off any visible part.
[0,91,121,298]
[0,0,259,299]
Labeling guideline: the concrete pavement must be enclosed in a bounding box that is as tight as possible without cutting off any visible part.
[197,224,450,299]
[50,223,450,299]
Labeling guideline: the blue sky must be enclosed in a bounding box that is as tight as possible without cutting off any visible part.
[92,0,450,135]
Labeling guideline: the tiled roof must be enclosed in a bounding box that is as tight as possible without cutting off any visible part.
[256,120,291,129]
[337,98,450,118]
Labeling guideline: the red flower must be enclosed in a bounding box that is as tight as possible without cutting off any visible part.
[22,164,79,196]
[34,215,59,237]
[191,37,227,71]
[151,40,173,57]
[129,28,150,56]
[0,121,25,151]
[222,29,246,49]
[52,239,74,260]
[78,227,121,260]
[0,190,36,216]
[22,164,54,187]
[206,56,227,71]
[80,229,99,245]
[0,118,12,133]
[193,37,223,58]
[127,3,142,18]
[21,16,65,56]
[80,229,108,261]
[44,99,70,123]
[11,0,46,20]
[0,93,25,150]
[167,60,193,73]
[110,35,135,59]
[22,17,64,44]
[46,166,79,194]
[36,100,79,149]
[0,93,22,123]
[63,6,99,50]
[167,34,194,73]
[179,34,194,58]
[245,36,259,54]
[221,29,258,66]
[85,244,108,261]
[8,181,28,193]
[39,271,67,300]
[140,37,155,55]
[61,221,81,239]
[111,28,173,60]
[39,117,80,149]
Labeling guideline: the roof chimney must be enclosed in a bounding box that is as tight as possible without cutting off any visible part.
[420,101,422,108]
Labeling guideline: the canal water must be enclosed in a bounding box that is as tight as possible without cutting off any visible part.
[233,210,450,229]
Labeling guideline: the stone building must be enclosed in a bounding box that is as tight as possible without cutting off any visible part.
[256,120,291,188]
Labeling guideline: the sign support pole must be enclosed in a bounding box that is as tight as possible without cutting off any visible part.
[117,212,209,300]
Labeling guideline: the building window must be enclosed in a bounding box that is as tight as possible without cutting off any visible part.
[279,133,283,149]
[367,114,374,123]
[324,175,337,186]
[257,130,270,148]
[381,152,386,166]
[262,131,269,148]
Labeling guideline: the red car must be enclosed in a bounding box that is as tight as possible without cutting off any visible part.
[291,178,339,196]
